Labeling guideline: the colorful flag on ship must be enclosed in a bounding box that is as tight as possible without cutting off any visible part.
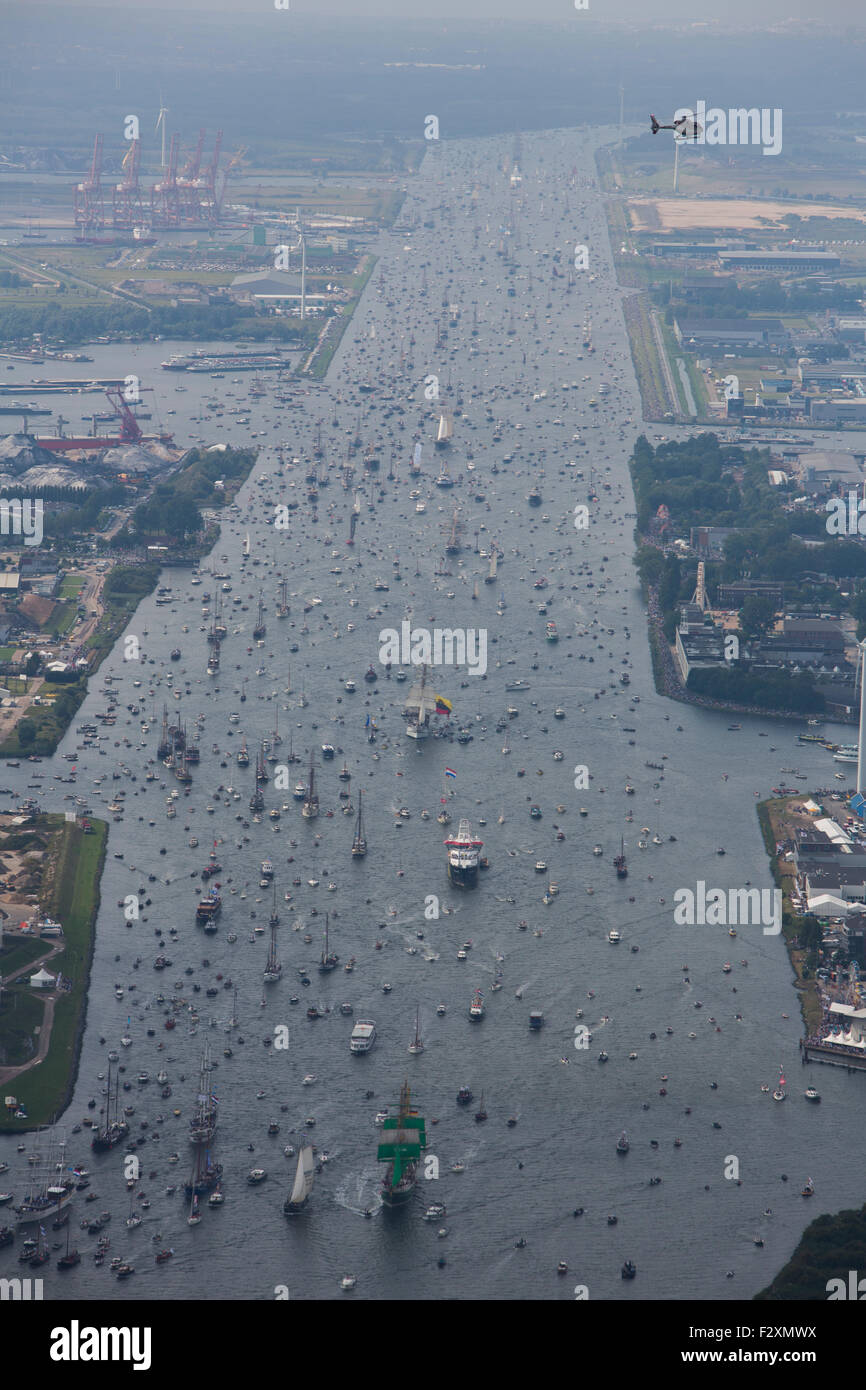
[444,767,457,779]
[435,696,452,715]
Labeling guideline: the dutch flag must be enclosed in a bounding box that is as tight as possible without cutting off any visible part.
[444,768,457,779]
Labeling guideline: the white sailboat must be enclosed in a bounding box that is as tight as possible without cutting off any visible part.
[408,1004,424,1055]
[435,410,453,449]
[283,1145,315,1214]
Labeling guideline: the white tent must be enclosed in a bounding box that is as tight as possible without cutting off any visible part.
[29,967,55,989]
[806,893,855,915]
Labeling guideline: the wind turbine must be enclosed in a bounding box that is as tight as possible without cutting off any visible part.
[156,96,169,170]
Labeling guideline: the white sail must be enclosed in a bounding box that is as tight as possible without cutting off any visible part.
[413,441,423,468]
[437,412,452,443]
[289,1146,315,1205]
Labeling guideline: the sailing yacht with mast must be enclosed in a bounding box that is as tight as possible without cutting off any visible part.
[319,913,338,971]
[252,591,266,641]
[408,1005,424,1055]
[264,885,282,982]
[277,576,289,618]
[352,789,367,857]
[435,409,453,450]
[283,1145,315,1215]
[302,752,319,818]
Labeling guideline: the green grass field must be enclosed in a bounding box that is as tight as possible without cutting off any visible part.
[0,817,107,1131]
[0,933,49,978]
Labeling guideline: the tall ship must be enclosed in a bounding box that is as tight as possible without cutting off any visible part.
[614,837,628,879]
[445,819,483,889]
[188,1042,218,1146]
[377,1082,427,1207]
[252,591,266,641]
[91,1062,129,1153]
[17,1131,76,1223]
[403,665,451,740]
[184,1147,222,1199]
[351,790,367,857]
[283,1145,315,1215]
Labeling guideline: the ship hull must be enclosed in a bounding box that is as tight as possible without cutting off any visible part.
[380,1171,416,1207]
[447,862,478,889]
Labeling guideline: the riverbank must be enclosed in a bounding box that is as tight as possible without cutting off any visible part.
[643,578,819,724]
[0,815,107,1131]
[756,795,823,1037]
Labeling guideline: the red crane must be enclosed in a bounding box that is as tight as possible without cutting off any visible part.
[35,387,172,452]
[200,129,223,225]
[73,134,105,231]
[150,132,181,228]
[178,129,206,223]
[112,138,144,229]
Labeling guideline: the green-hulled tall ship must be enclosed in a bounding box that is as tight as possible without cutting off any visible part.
[377,1081,426,1206]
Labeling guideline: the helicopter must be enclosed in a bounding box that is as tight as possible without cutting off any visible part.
[650,113,703,140]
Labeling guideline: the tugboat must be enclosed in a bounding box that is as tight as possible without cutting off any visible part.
[237,740,250,768]
[621,1260,637,1280]
[196,890,222,931]
[170,648,181,662]
[456,1086,473,1106]
[444,819,483,889]
[469,988,485,1021]
[377,1081,426,1207]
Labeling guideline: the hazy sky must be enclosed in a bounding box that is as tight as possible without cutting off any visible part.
[19,0,866,22]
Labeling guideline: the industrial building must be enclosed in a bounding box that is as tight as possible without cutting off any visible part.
[811,400,866,424]
[674,316,788,351]
[717,249,841,272]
